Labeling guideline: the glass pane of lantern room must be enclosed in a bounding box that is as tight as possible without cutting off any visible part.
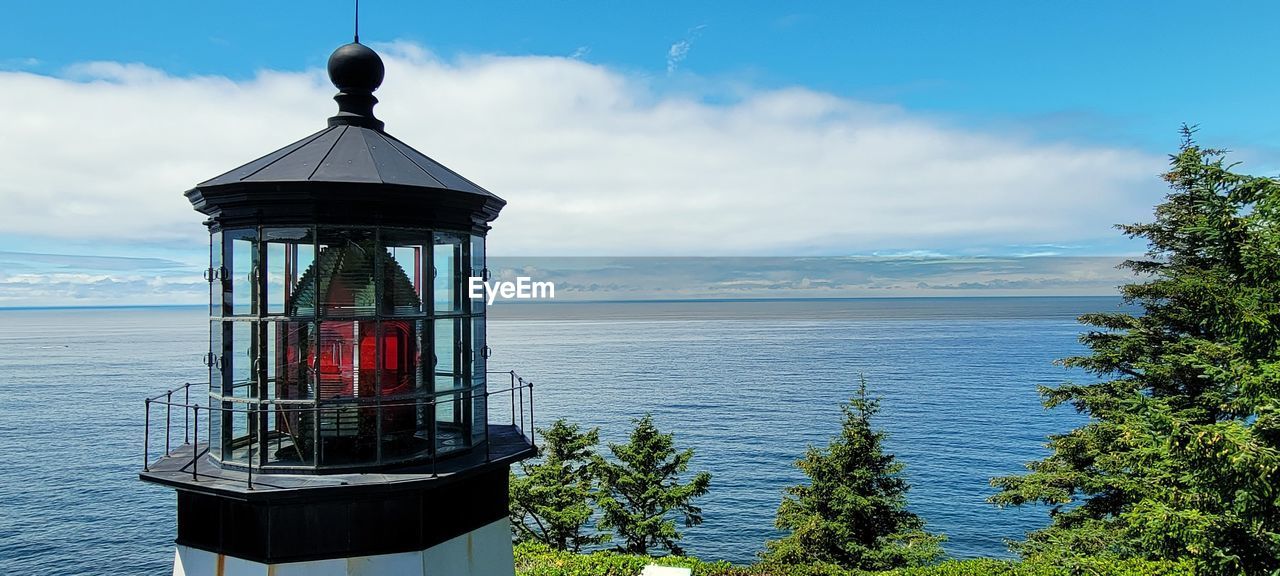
[229,321,255,400]
[470,235,485,314]
[225,401,250,466]
[434,318,467,453]
[273,321,314,402]
[469,316,486,379]
[381,229,427,317]
[317,403,376,467]
[264,228,315,317]
[379,320,427,463]
[433,233,463,315]
[264,401,315,467]
[313,319,378,467]
[433,318,461,392]
[316,228,377,318]
[315,321,365,400]
[209,231,222,317]
[471,379,487,447]
[209,320,226,395]
[267,321,316,467]
[208,398,222,461]
[469,317,487,446]
[379,320,422,397]
[225,230,257,316]
[436,389,468,455]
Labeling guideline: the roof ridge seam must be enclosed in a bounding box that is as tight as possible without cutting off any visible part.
[352,128,389,185]
[374,131,447,188]
[380,132,491,195]
[308,125,349,181]
[239,127,333,183]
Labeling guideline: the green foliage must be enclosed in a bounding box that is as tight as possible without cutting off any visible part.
[512,418,609,552]
[990,126,1280,575]
[514,542,1193,576]
[878,556,1195,576]
[764,377,945,571]
[514,542,652,576]
[594,413,713,556]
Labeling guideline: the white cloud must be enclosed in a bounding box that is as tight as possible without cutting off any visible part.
[667,25,707,74]
[0,42,1163,259]
[0,56,40,70]
[667,41,692,74]
[0,272,206,306]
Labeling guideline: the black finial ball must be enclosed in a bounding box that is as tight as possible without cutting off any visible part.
[327,42,385,92]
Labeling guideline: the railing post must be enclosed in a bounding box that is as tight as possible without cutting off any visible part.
[165,390,173,456]
[184,384,190,445]
[510,370,516,425]
[518,377,525,433]
[192,405,200,481]
[144,399,151,472]
[528,380,535,448]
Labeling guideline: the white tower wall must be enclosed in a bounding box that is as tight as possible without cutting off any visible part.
[172,517,514,576]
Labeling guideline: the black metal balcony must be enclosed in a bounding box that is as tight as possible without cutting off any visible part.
[141,371,537,493]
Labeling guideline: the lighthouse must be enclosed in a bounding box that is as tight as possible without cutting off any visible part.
[139,39,536,576]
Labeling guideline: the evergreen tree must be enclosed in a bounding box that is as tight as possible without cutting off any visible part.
[990,127,1280,575]
[594,414,712,556]
[764,376,945,570]
[509,418,607,552]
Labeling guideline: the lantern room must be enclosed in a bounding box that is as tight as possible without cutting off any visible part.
[187,42,504,472]
[203,225,489,471]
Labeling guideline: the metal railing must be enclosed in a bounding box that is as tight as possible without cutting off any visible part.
[143,370,535,489]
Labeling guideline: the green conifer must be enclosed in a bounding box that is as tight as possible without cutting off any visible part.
[764,376,945,570]
[510,418,607,552]
[594,414,712,556]
[991,127,1280,575]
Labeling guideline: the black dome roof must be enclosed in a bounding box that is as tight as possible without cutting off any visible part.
[185,42,504,234]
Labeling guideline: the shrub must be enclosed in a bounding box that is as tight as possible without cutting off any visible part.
[513,542,1193,576]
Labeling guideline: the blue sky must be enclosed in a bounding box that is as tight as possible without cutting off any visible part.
[9,1,1280,149]
[2,1,1277,305]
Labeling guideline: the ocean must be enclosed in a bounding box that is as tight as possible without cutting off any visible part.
[0,297,1113,574]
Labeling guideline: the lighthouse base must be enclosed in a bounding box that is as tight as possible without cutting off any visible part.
[172,516,514,576]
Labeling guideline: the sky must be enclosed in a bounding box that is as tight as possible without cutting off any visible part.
[2,1,1279,306]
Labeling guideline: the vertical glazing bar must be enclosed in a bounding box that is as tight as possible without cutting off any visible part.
[373,228,384,466]
[485,386,492,462]
[166,391,172,456]
[375,402,383,466]
[284,241,295,307]
[247,405,254,490]
[414,246,421,293]
[481,384,489,453]
[430,398,438,478]
[313,403,320,467]
[144,399,151,472]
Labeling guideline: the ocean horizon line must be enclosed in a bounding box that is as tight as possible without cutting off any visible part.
[0,294,1124,312]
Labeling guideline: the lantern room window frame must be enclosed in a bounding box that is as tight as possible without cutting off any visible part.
[205,224,489,472]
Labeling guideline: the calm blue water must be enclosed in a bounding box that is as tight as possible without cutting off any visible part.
[0,297,1112,574]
